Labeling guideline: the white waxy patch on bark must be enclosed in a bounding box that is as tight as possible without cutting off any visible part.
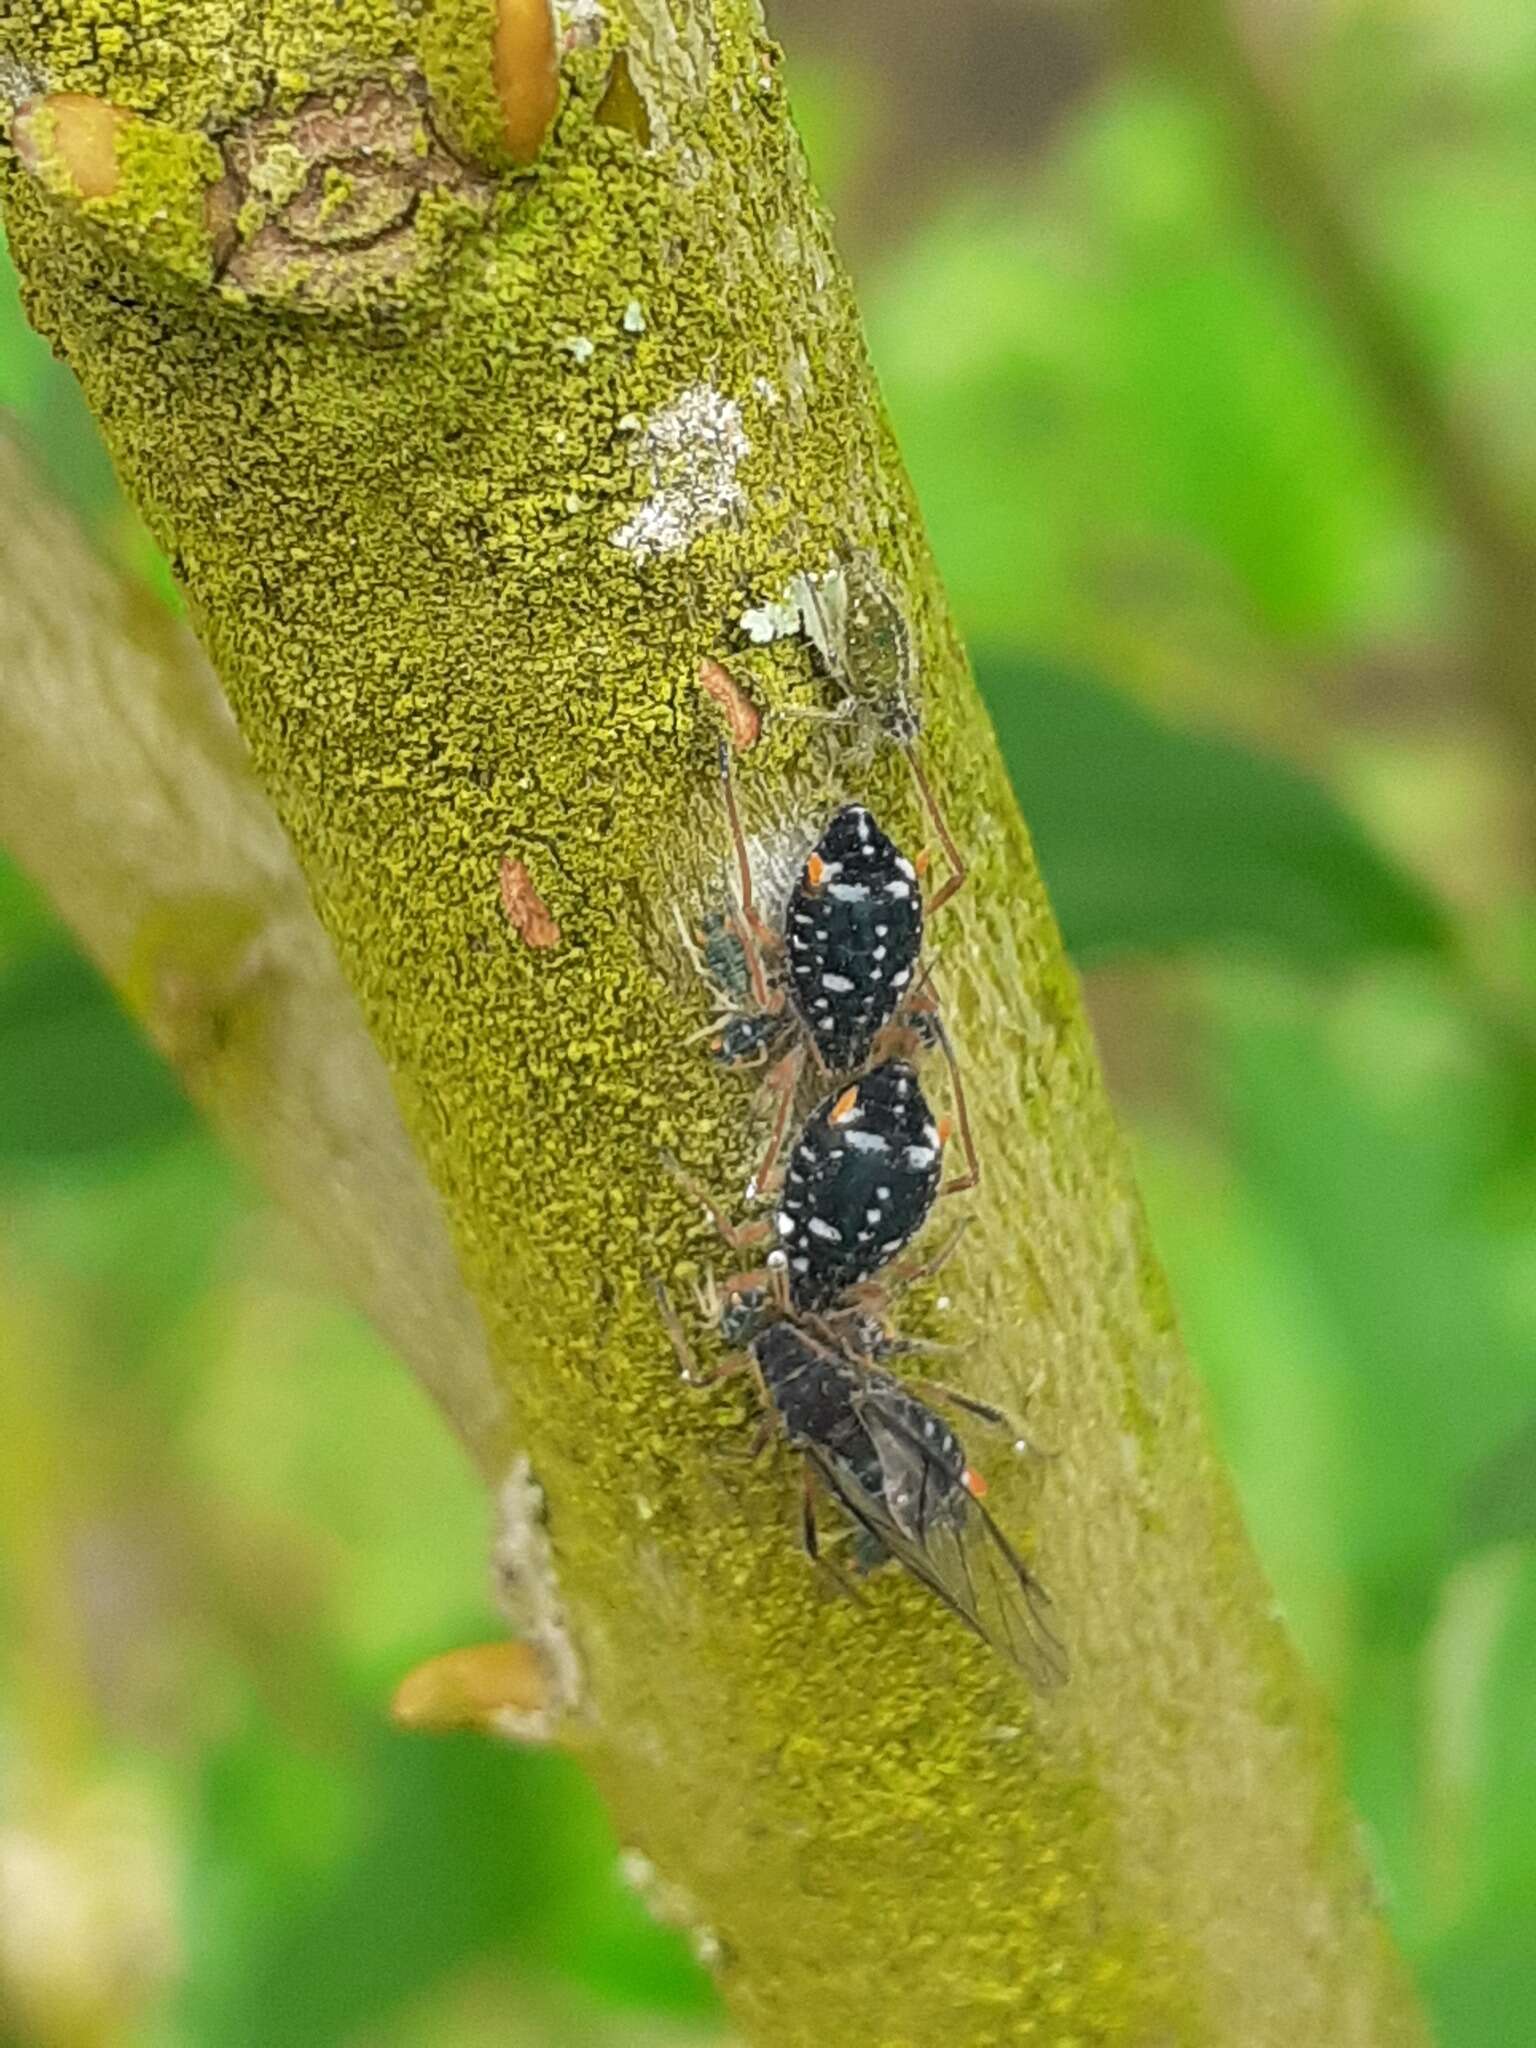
[609,381,749,559]
[491,1458,582,1734]
[0,53,43,113]
[618,1849,722,1967]
[740,595,801,643]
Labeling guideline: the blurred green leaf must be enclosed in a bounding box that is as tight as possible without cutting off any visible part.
[1206,972,1528,1594]
[181,1723,714,2048]
[1,227,122,525]
[0,942,192,1165]
[1461,1414,1536,1549]
[869,86,1436,666]
[979,651,1452,967]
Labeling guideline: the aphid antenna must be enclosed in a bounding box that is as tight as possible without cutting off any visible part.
[716,738,777,1005]
[929,1008,981,1196]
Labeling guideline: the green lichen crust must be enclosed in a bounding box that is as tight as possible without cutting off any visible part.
[0,2,1428,2043]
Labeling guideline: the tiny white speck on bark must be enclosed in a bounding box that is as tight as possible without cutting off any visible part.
[609,381,750,560]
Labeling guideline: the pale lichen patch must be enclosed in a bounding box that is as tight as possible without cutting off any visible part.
[0,54,44,117]
[492,1458,583,1729]
[738,594,799,644]
[618,1847,723,1970]
[554,0,607,51]
[608,380,750,559]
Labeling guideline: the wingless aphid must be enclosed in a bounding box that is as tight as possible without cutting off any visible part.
[653,1281,1067,1691]
[665,1056,977,1321]
[691,744,976,1195]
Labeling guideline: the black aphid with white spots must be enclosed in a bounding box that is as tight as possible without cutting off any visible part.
[784,805,923,1072]
[775,1059,942,1311]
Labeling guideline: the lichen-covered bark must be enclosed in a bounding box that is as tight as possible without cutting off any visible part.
[0,2,1427,2042]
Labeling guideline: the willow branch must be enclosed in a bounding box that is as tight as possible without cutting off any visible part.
[0,2,1428,2040]
[0,427,503,1466]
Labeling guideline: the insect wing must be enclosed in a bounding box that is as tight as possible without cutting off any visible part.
[853,1389,1069,1692]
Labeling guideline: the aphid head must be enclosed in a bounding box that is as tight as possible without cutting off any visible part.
[710,1013,778,1067]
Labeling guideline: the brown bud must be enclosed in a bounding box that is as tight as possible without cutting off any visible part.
[391,1641,548,1734]
[494,0,560,163]
[13,92,130,199]
[698,657,761,752]
[499,855,562,949]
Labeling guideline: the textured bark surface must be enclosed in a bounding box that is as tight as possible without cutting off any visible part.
[0,2,1428,2041]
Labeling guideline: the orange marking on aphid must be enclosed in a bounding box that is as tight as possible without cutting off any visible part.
[697,657,761,751]
[915,847,932,878]
[499,855,562,950]
[806,852,826,888]
[830,1085,860,1124]
[938,1116,954,1148]
[963,1467,988,1499]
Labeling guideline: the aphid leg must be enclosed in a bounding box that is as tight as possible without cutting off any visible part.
[931,1012,981,1196]
[672,905,709,982]
[764,1251,793,1311]
[910,1375,1056,1462]
[862,1216,973,1303]
[746,1043,806,1201]
[650,1277,709,1384]
[796,1468,870,1603]
[659,1149,774,1251]
[799,1466,821,1561]
[904,745,967,915]
[717,741,777,1007]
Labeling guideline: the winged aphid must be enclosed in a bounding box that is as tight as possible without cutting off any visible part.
[653,1284,1066,1691]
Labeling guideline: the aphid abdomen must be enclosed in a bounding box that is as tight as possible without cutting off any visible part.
[859,1382,970,1542]
[775,1060,944,1311]
[700,911,754,1006]
[786,806,923,1072]
[752,1323,886,1499]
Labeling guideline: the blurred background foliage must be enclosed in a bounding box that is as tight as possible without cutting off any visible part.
[1,0,1533,2041]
